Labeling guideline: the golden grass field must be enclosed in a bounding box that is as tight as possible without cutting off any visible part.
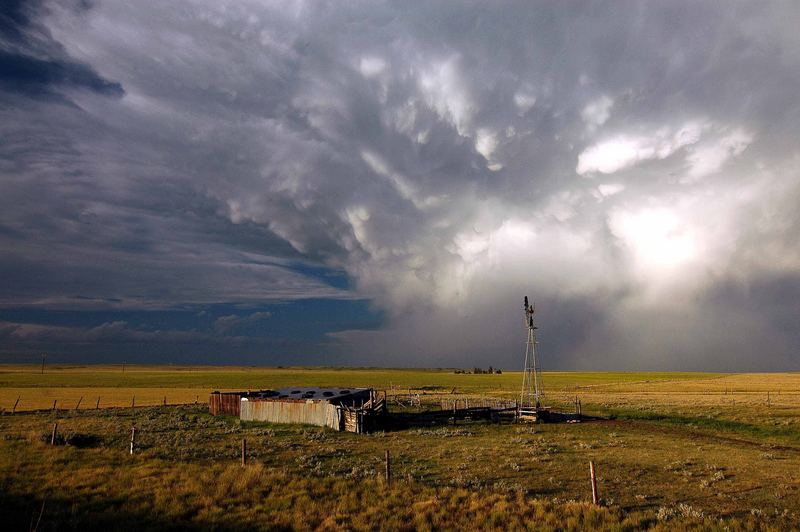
[0,365,702,410]
[2,365,798,428]
[1,365,799,530]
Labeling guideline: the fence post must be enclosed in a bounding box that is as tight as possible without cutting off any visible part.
[163,396,167,407]
[12,396,20,414]
[75,396,83,411]
[130,426,136,455]
[96,396,100,410]
[242,438,247,466]
[50,422,58,445]
[589,461,599,505]
[385,450,391,485]
[52,399,57,412]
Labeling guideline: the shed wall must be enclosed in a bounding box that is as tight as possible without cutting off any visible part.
[240,399,342,429]
[209,392,242,416]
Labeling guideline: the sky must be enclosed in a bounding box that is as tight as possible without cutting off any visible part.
[1,1,799,370]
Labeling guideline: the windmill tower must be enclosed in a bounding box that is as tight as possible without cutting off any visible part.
[519,296,544,415]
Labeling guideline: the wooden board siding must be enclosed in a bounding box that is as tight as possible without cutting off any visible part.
[208,392,243,416]
[240,399,331,427]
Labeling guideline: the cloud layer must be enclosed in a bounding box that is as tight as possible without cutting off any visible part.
[1,1,799,369]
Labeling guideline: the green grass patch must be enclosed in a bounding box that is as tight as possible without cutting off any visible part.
[605,407,800,444]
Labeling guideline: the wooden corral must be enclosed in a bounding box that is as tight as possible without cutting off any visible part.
[212,388,580,432]
[387,405,518,429]
[341,391,387,433]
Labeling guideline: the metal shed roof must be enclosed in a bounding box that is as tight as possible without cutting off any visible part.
[241,387,370,402]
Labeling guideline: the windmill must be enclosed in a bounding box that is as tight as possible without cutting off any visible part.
[519,296,544,416]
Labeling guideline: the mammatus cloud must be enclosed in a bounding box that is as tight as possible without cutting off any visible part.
[0,1,799,370]
[581,95,613,132]
[576,123,705,175]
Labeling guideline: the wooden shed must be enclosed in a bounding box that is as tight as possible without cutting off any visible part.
[209,390,276,416]
[239,387,382,432]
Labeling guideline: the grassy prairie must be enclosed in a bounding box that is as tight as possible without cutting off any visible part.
[1,366,799,530]
[0,364,713,389]
[0,364,719,410]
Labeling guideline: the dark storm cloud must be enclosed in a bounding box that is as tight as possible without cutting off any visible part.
[0,0,123,98]
[0,1,799,368]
